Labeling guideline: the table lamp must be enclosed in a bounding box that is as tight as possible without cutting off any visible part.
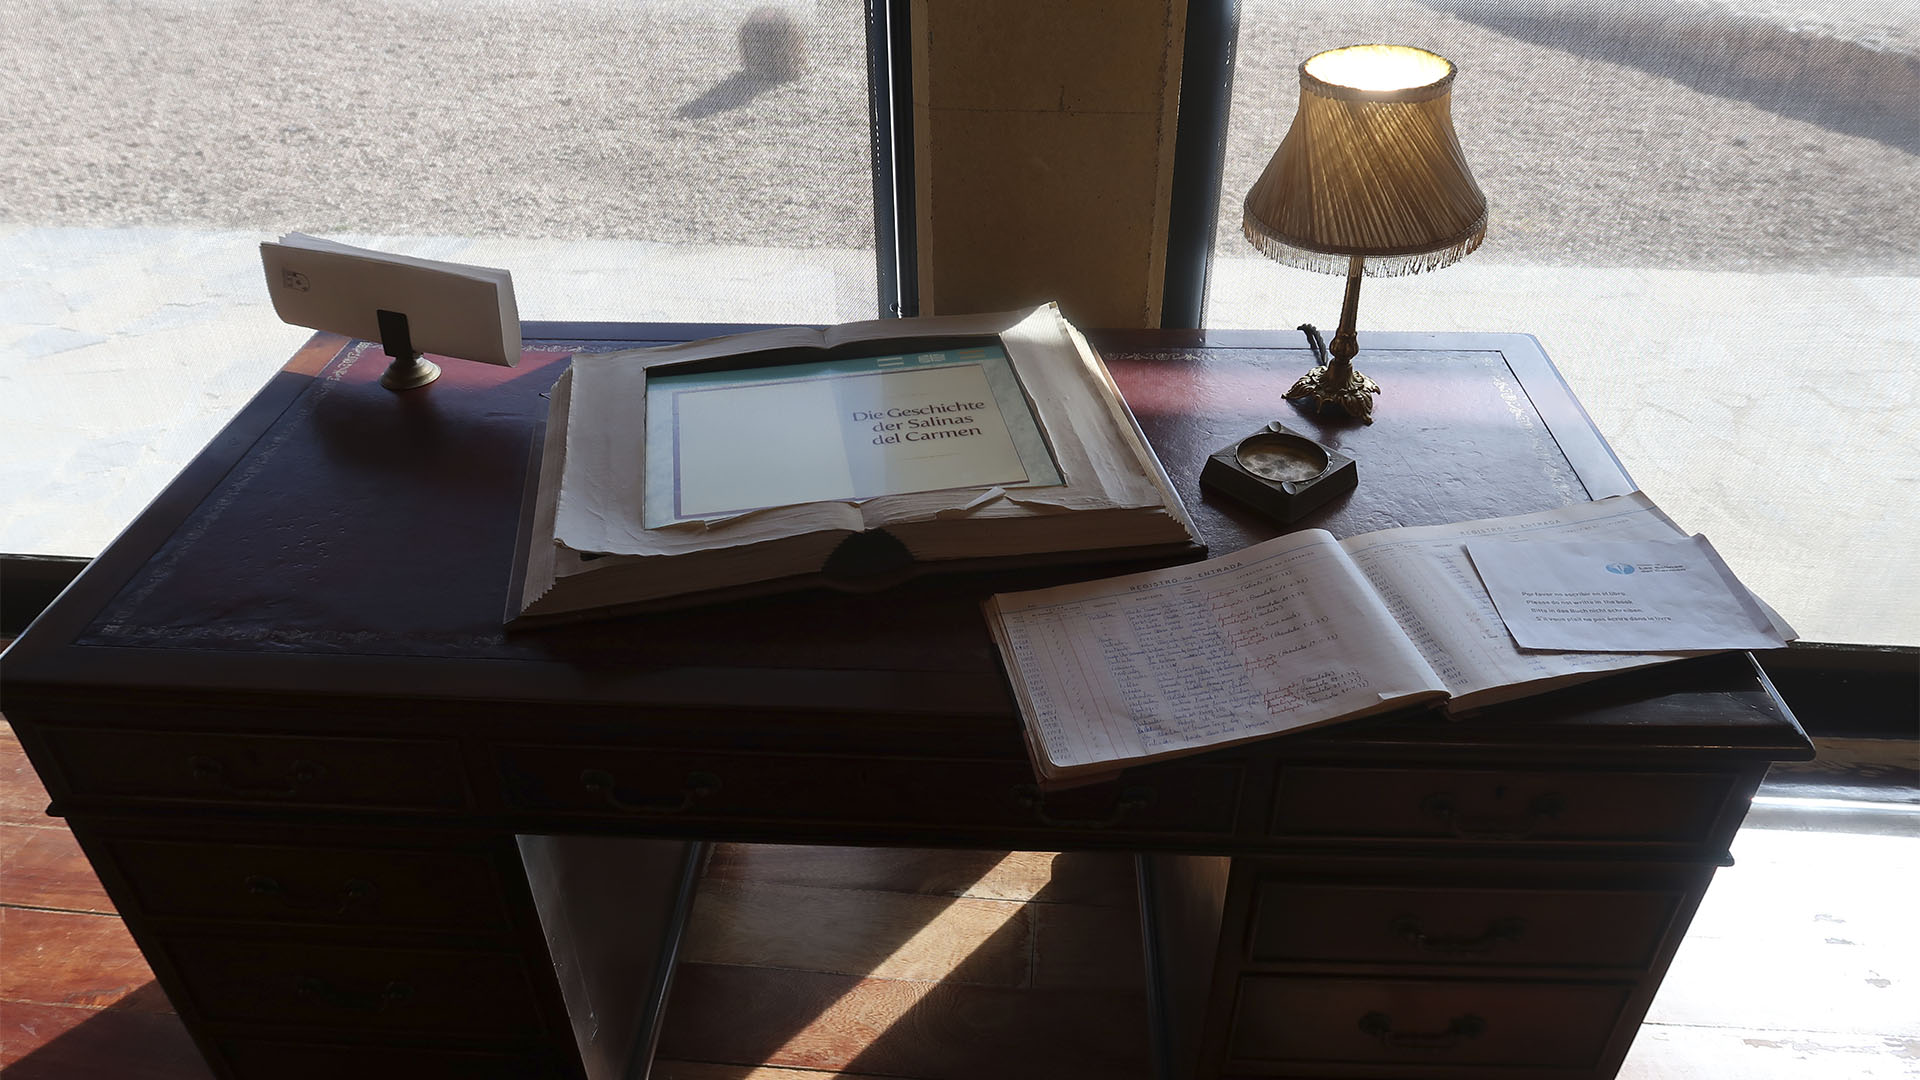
[1244,44,1487,423]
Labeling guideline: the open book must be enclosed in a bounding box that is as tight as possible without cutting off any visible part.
[985,493,1789,785]
[512,305,1199,624]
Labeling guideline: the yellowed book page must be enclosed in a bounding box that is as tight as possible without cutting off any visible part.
[990,529,1446,777]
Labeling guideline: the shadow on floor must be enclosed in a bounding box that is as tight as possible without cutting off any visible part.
[2,981,213,1080]
[655,846,1151,1080]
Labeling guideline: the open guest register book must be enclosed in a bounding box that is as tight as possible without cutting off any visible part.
[517,302,1790,786]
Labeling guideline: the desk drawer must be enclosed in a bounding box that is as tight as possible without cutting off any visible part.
[498,745,1241,838]
[108,839,513,934]
[46,728,469,811]
[1248,880,1681,970]
[164,939,545,1039]
[1272,766,1732,846]
[1227,975,1629,1070]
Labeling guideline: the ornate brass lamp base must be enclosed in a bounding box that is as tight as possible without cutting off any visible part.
[1287,256,1379,423]
[1286,363,1379,423]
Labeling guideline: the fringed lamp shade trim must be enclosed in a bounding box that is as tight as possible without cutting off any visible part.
[1244,44,1488,277]
[1243,207,1486,277]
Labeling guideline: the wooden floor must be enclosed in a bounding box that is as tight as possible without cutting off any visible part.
[656,845,1150,1080]
[2,713,1915,1079]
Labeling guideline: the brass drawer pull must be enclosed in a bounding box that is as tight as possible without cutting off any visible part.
[1419,791,1564,840]
[1390,914,1526,954]
[244,874,377,916]
[1358,1010,1485,1050]
[190,755,327,798]
[294,975,412,1012]
[580,769,720,814]
[1010,784,1152,829]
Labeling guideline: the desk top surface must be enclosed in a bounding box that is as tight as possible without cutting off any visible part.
[2,326,1807,759]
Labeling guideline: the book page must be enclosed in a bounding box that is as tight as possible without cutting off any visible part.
[643,344,1055,525]
[1338,493,1702,708]
[668,377,858,516]
[988,530,1447,778]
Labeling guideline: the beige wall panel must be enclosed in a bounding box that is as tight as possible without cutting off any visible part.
[919,107,1165,329]
[917,4,1174,115]
[913,0,1186,328]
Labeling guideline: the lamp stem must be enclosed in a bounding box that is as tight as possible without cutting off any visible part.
[1327,254,1365,383]
[1283,253,1380,422]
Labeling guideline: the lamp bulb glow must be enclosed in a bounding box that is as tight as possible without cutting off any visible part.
[1304,44,1453,93]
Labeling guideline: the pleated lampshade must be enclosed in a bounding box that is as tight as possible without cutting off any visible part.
[1244,44,1487,277]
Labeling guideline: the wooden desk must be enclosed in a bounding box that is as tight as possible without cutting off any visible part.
[0,327,1811,1080]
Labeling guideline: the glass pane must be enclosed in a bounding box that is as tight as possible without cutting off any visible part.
[1,0,877,558]
[1209,0,1920,646]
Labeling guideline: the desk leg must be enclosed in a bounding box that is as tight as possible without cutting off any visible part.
[1138,853,1233,1080]
[516,835,706,1080]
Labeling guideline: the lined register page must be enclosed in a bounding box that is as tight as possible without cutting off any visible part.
[986,529,1447,780]
[1338,493,1698,710]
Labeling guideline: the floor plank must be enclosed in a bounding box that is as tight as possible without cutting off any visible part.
[682,879,1031,987]
[0,721,54,826]
[701,846,1137,907]
[653,1063,895,1080]
[0,823,116,913]
[0,997,213,1079]
[1030,899,1144,990]
[656,962,1151,1080]
[1619,1024,1920,1079]
[0,907,167,1011]
[1645,825,1920,1038]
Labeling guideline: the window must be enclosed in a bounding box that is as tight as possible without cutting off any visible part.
[1,0,879,558]
[1207,0,1919,646]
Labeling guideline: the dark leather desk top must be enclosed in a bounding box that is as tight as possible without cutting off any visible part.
[2,327,1808,761]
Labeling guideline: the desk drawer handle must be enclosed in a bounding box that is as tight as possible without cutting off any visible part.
[1358,1011,1485,1050]
[245,874,377,917]
[190,755,327,798]
[1010,784,1152,829]
[1419,792,1564,840]
[294,975,412,1013]
[1390,914,1527,954]
[580,769,720,814]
